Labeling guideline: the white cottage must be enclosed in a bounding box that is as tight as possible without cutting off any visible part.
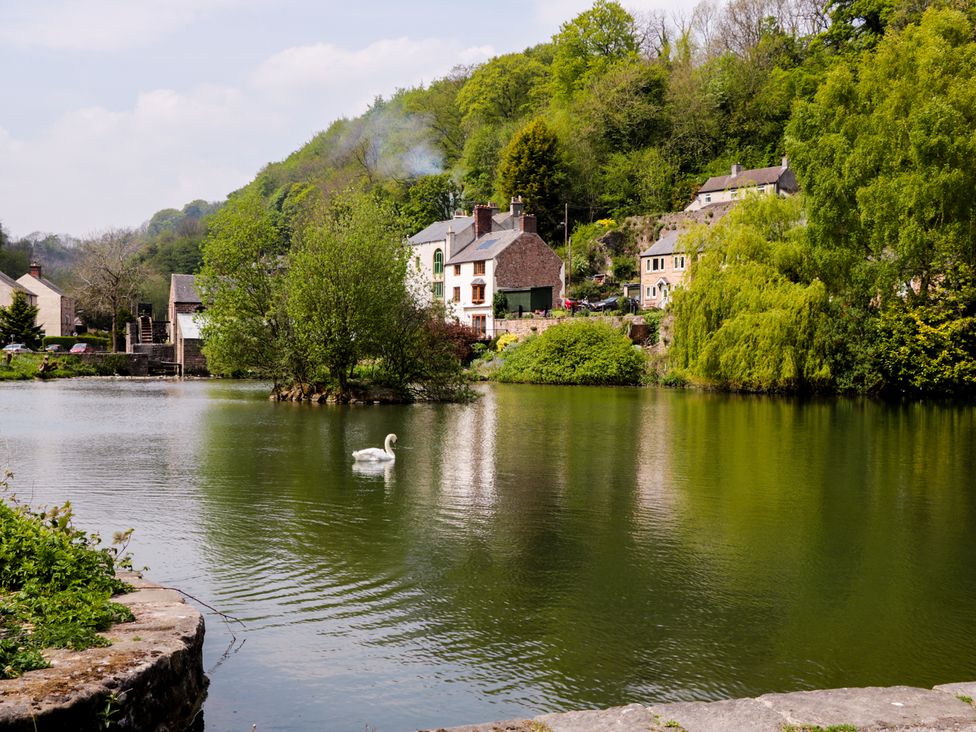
[16,263,74,336]
[685,158,799,211]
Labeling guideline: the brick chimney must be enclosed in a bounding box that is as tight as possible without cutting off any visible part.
[510,196,524,217]
[29,261,42,279]
[731,163,743,177]
[520,214,537,234]
[474,204,493,239]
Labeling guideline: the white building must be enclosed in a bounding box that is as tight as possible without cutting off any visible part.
[408,198,564,337]
[685,157,799,211]
[16,262,74,336]
[0,271,37,310]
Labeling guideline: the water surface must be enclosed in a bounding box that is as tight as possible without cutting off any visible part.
[1,379,974,731]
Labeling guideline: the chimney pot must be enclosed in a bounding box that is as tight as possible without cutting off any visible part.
[29,261,42,279]
[510,196,524,218]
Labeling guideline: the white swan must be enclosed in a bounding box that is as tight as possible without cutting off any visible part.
[352,433,397,462]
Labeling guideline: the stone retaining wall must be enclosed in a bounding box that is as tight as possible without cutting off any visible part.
[429,681,976,732]
[0,574,206,732]
[495,316,651,344]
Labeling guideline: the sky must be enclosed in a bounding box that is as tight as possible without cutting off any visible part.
[0,0,691,239]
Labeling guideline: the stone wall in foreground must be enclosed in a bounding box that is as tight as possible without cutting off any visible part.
[0,574,206,732]
[428,681,976,732]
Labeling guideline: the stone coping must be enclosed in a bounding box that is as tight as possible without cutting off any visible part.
[0,573,206,732]
[427,682,976,732]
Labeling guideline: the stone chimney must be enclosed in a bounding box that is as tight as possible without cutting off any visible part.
[488,201,500,216]
[474,204,493,239]
[446,225,457,257]
[731,163,743,177]
[520,214,537,235]
[510,196,524,218]
[29,261,42,279]
[781,155,789,169]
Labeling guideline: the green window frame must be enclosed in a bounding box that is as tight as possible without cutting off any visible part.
[433,249,444,275]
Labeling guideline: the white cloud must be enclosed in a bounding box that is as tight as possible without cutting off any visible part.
[0,36,495,236]
[0,0,252,52]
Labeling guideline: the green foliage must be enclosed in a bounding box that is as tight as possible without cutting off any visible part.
[493,291,509,319]
[495,320,645,385]
[551,0,640,99]
[0,291,44,349]
[399,174,461,235]
[496,333,519,352]
[599,147,676,218]
[457,53,549,128]
[669,196,835,392]
[496,118,567,240]
[0,478,134,678]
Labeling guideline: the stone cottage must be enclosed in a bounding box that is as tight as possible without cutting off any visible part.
[408,198,564,337]
[684,158,799,212]
[16,262,74,336]
[168,274,207,376]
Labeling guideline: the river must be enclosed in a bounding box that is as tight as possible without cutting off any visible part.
[1,379,974,731]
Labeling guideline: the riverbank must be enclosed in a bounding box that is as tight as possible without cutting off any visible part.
[0,573,206,731]
[429,681,976,731]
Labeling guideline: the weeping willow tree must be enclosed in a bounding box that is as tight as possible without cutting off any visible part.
[669,195,834,392]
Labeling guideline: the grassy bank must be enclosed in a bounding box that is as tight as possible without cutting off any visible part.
[0,353,130,381]
[0,479,134,678]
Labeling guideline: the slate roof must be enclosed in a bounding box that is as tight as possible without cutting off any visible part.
[447,229,524,265]
[697,165,791,194]
[18,273,63,296]
[1,271,36,296]
[408,216,475,245]
[176,312,202,340]
[641,229,685,257]
[171,274,201,304]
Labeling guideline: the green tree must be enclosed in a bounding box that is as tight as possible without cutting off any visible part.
[0,291,44,349]
[400,174,461,235]
[286,192,409,397]
[787,8,976,302]
[551,0,640,99]
[197,189,293,386]
[73,230,148,352]
[496,119,567,240]
[669,195,835,392]
[456,53,549,128]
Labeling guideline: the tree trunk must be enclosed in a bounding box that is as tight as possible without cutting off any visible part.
[111,311,118,353]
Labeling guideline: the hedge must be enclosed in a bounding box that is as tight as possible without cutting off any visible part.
[42,335,111,350]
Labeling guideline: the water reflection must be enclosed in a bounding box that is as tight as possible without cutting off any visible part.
[1,381,975,732]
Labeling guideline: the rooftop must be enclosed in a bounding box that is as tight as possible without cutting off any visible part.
[408,216,475,245]
[171,274,201,304]
[697,165,791,194]
[447,229,526,265]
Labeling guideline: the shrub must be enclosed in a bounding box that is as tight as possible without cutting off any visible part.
[496,333,519,352]
[495,320,646,385]
[0,478,134,678]
[42,335,111,350]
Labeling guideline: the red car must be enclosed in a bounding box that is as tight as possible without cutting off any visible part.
[69,342,97,354]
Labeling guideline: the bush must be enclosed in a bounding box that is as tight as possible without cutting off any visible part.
[643,309,666,345]
[495,320,646,385]
[496,333,519,352]
[0,478,134,678]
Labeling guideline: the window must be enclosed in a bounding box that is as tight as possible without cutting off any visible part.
[471,314,487,336]
[645,258,651,272]
[731,190,739,199]
[673,255,686,270]
[433,282,444,299]
[704,194,711,203]
[472,284,485,304]
[645,286,652,298]
[652,257,663,272]
[473,260,486,275]
[433,249,443,275]
[652,286,657,297]
[757,185,765,193]
[452,287,460,302]
[453,265,460,276]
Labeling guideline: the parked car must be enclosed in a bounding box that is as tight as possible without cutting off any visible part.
[69,342,97,354]
[561,297,590,311]
[589,296,639,313]
[2,343,32,354]
[44,344,63,353]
